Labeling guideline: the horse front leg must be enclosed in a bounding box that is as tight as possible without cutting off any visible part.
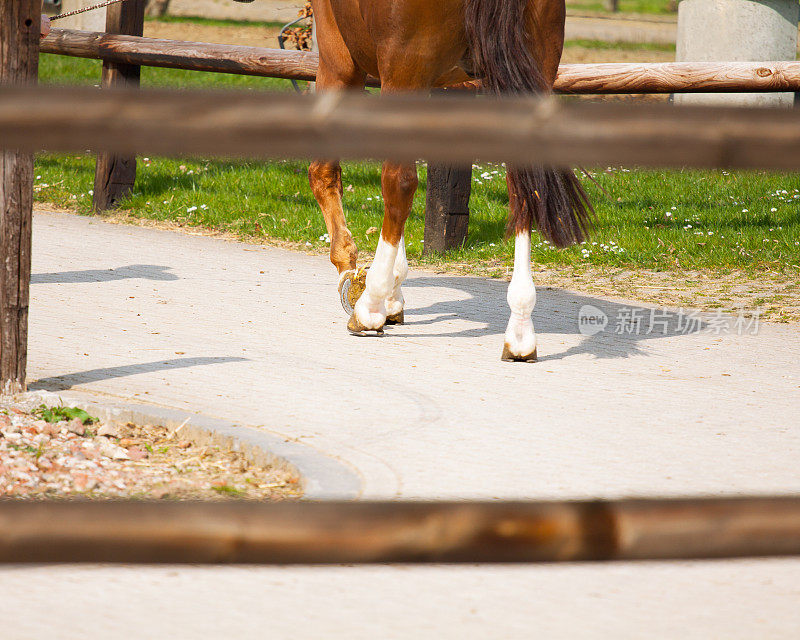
[502,232,538,362]
[309,159,357,275]
[384,236,408,325]
[348,161,418,335]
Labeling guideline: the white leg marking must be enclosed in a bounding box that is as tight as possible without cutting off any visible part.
[504,232,537,358]
[354,236,398,329]
[386,235,408,317]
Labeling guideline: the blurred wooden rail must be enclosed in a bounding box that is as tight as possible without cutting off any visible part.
[2,498,800,564]
[40,29,800,94]
[3,86,800,171]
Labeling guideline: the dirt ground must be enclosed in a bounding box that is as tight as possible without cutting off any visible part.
[164,0,303,23]
[1,396,302,500]
[143,21,284,47]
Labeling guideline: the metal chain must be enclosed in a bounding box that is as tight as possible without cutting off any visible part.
[49,0,128,22]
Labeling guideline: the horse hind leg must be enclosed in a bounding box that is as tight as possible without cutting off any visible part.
[502,232,538,363]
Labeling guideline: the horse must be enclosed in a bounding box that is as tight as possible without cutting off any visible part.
[309,0,592,361]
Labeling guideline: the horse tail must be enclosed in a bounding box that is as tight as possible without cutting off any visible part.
[463,0,592,247]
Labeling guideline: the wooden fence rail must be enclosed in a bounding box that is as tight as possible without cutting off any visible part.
[40,28,800,94]
[2,85,800,171]
[2,497,800,564]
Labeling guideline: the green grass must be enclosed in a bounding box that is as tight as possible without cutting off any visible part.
[34,53,800,276]
[39,52,297,91]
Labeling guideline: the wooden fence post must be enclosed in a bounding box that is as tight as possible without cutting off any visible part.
[93,0,145,211]
[0,0,39,394]
[423,164,472,255]
[422,89,472,255]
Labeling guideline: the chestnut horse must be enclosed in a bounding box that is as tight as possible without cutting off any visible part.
[309,0,591,361]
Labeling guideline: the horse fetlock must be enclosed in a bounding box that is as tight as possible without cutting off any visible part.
[385,294,404,318]
[330,231,357,272]
[353,291,387,331]
[502,312,538,362]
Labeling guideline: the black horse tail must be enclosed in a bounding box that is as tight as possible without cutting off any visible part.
[463,0,592,247]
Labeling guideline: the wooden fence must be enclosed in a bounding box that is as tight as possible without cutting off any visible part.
[2,1,800,563]
[40,28,800,95]
[4,86,800,170]
[3,497,800,564]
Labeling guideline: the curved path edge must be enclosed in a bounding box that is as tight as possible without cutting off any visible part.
[27,389,362,501]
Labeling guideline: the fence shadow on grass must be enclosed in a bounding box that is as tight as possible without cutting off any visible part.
[32,264,179,284]
[401,275,713,362]
[29,356,248,392]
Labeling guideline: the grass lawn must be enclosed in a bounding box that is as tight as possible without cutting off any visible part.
[35,51,800,313]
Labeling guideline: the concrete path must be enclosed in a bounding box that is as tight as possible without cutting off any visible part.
[3,210,800,638]
[566,13,677,45]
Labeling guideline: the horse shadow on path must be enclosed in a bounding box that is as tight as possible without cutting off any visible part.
[401,275,715,362]
[32,264,178,285]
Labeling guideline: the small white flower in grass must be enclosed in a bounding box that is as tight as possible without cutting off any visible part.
[88,190,93,196]
[489,243,495,247]
[319,233,331,243]
[742,209,748,213]
[187,206,198,213]
[36,176,41,180]
[200,205,208,210]
[771,208,777,212]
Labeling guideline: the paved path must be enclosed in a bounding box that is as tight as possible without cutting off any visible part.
[566,13,677,45]
[3,210,800,638]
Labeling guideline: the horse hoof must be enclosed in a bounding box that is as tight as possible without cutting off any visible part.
[348,313,385,337]
[338,266,368,316]
[385,311,405,325]
[501,343,538,363]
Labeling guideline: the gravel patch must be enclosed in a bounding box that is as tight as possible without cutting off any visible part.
[0,400,302,501]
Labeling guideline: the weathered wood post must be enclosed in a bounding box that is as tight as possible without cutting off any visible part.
[423,165,472,255]
[0,0,40,394]
[93,0,145,211]
[422,89,472,255]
